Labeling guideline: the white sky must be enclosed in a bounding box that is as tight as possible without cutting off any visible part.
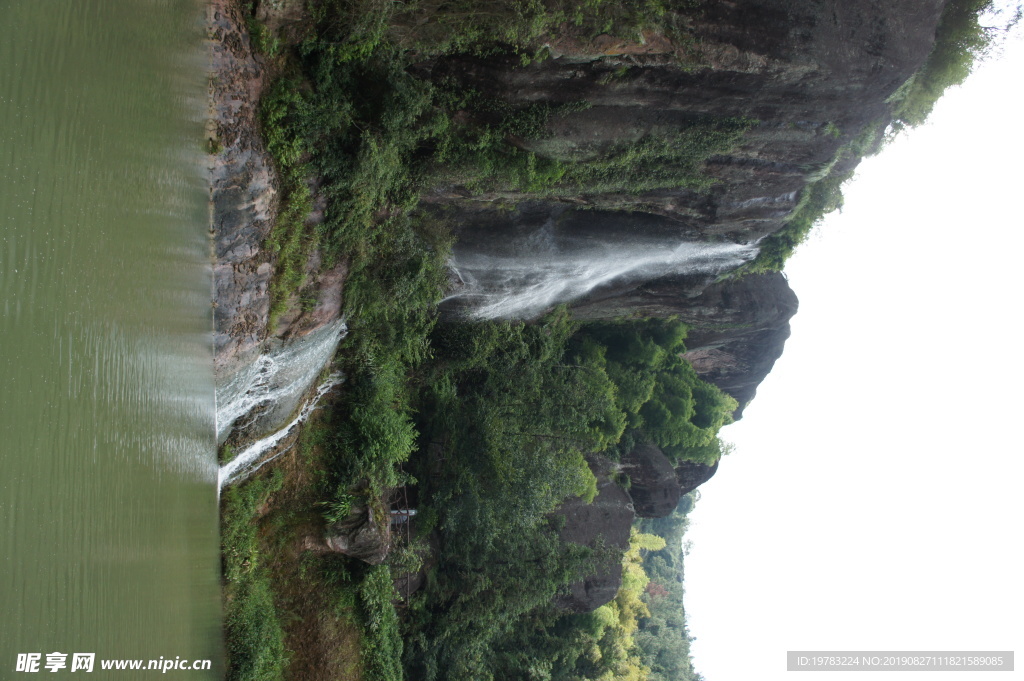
[684,32,1024,681]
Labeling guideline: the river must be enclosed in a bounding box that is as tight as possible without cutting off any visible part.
[0,0,222,676]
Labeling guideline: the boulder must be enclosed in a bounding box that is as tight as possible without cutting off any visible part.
[325,503,391,565]
[622,443,681,518]
[676,459,720,496]
[552,456,635,612]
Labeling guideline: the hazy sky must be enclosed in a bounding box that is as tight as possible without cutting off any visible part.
[684,31,1024,681]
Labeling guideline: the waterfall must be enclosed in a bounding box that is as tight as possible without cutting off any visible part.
[218,373,342,489]
[215,318,347,444]
[443,222,757,319]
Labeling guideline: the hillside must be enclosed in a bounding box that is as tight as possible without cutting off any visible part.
[209,1,1006,679]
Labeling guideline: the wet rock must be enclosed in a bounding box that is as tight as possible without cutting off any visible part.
[208,0,277,378]
[209,0,347,382]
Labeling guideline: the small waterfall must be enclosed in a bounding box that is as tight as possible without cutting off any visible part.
[218,373,342,489]
[215,318,347,444]
[443,223,757,319]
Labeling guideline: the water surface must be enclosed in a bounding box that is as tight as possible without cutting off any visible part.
[0,0,221,675]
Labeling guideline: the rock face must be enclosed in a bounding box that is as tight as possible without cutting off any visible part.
[208,0,277,378]
[622,443,681,519]
[676,459,721,496]
[427,0,943,238]
[428,0,945,414]
[681,274,798,416]
[554,449,723,612]
[553,456,635,613]
[573,271,798,416]
[325,503,392,565]
[208,0,347,379]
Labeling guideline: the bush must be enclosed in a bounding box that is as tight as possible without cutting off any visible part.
[225,579,287,681]
[891,0,1001,129]
[358,566,404,681]
[222,472,288,681]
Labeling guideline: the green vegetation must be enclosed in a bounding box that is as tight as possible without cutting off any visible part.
[743,167,851,273]
[221,0,1017,677]
[890,0,1011,130]
[359,566,404,681]
[219,303,736,681]
[319,0,701,60]
[635,496,705,681]
[221,471,288,681]
[399,492,707,681]
[251,0,743,321]
[398,311,735,679]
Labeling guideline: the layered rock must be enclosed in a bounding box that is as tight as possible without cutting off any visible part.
[208,0,277,377]
[208,0,347,379]
[426,0,943,239]
[428,0,945,413]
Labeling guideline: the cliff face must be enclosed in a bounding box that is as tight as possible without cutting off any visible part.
[436,1,951,613]
[428,0,944,412]
[208,0,347,381]
[573,271,798,416]
[427,0,943,235]
[208,0,276,378]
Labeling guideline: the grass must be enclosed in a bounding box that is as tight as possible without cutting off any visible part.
[221,470,288,681]
[221,413,406,681]
[358,566,404,681]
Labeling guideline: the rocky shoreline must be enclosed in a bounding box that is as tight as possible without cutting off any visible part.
[207,0,346,384]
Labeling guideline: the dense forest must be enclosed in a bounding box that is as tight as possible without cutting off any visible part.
[216,0,1011,679]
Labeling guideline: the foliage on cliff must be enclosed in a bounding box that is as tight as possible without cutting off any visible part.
[309,0,699,59]
[254,0,750,322]
[400,494,706,681]
[580,319,737,462]
[747,0,1016,273]
[635,495,704,681]
[890,0,1013,130]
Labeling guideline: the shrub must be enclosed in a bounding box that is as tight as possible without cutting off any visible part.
[890,0,1001,129]
[222,472,287,681]
[358,566,404,681]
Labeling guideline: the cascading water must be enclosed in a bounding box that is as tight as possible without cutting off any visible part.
[218,373,342,489]
[215,318,347,489]
[215,318,347,444]
[442,221,757,319]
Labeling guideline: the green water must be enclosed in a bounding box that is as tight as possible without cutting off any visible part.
[0,0,221,676]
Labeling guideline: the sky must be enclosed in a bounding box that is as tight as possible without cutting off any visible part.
[683,28,1024,681]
